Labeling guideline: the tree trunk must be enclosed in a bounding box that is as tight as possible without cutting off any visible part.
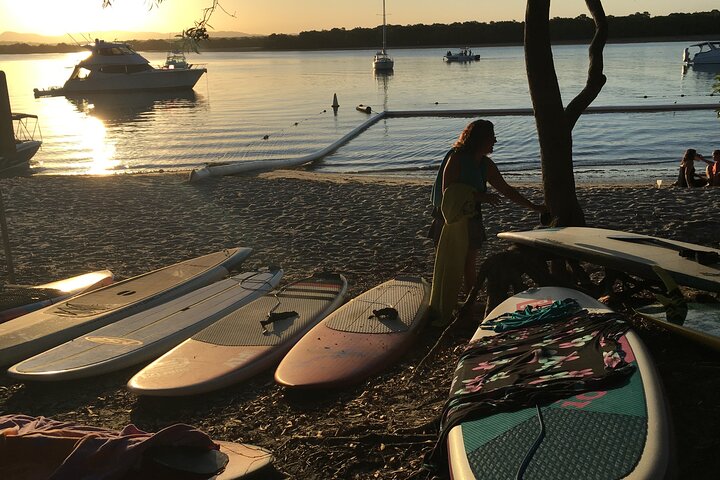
[525,0,608,226]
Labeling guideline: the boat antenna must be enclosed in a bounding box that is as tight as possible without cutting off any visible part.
[67,33,83,47]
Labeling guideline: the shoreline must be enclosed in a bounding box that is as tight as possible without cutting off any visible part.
[24,167,673,189]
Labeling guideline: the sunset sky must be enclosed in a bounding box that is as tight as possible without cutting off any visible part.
[0,0,717,37]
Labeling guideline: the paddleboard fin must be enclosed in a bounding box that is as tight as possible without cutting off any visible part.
[651,265,688,325]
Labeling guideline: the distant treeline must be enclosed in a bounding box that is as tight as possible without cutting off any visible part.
[1,10,719,54]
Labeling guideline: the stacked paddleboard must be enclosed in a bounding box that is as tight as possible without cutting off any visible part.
[0,270,114,323]
[498,227,720,292]
[636,302,720,352]
[128,272,347,396]
[447,287,672,479]
[275,276,430,389]
[8,267,283,381]
[0,248,251,366]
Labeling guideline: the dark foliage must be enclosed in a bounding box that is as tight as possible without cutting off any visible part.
[2,10,719,54]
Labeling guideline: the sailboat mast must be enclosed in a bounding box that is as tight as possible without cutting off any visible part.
[382,0,387,53]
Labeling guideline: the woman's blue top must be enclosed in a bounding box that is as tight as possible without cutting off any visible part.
[431,148,488,207]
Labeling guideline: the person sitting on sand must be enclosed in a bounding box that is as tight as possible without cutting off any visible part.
[427,119,546,327]
[705,149,720,186]
[676,149,710,188]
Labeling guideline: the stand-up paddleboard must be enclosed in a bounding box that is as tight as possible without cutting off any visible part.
[0,248,252,367]
[636,302,720,352]
[447,287,671,480]
[145,440,273,479]
[128,272,347,396]
[8,267,283,381]
[0,270,114,323]
[275,276,429,389]
[499,227,720,292]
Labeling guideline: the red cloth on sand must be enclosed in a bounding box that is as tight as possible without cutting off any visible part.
[0,414,219,480]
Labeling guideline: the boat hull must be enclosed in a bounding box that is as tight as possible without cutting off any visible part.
[62,68,206,94]
[0,141,41,175]
[373,58,394,71]
[444,55,481,62]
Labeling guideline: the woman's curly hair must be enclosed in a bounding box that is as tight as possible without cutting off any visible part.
[453,119,494,153]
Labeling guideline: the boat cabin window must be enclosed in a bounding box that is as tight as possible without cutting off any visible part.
[698,42,720,53]
[126,64,151,73]
[69,67,92,80]
[97,46,137,56]
[98,64,152,74]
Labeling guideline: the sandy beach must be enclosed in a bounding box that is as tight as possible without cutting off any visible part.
[0,170,718,478]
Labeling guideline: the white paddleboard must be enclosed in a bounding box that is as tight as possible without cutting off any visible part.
[0,248,251,367]
[499,227,720,292]
[636,302,720,352]
[0,270,114,323]
[8,267,283,381]
[447,287,672,480]
[128,272,347,396]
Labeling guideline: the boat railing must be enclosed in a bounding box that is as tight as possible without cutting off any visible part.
[11,113,41,143]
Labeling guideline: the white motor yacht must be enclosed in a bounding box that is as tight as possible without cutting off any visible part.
[683,41,720,65]
[34,39,206,97]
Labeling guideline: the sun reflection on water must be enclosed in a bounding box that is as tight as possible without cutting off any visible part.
[81,117,120,175]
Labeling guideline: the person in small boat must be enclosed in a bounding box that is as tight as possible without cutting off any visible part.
[675,148,711,188]
[705,149,720,186]
[427,119,547,326]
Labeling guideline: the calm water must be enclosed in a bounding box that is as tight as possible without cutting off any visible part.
[1,41,719,182]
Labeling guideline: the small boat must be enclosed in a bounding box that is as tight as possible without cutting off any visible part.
[443,48,481,63]
[33,39,206,97]
[373,0,394,72]
[164,50,189,70]
[683,41,720,65]
[0,113,42,175]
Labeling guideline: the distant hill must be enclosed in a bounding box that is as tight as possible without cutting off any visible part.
[0,30,258,45]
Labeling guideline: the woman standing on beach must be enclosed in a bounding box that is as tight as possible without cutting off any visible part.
[428,119,546,327]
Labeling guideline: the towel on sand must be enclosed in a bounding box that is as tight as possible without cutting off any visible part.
[0,414,221,480]
[429,183,477,326]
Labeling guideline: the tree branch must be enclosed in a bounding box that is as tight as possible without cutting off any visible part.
[565,0,608,129]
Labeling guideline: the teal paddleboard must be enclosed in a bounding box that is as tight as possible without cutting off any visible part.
[447,287,672,479]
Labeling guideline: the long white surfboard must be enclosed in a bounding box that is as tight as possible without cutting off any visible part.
[8,267,282,381]
[0,248,252,367]
[0,270,114,323]
[499,227,720,292]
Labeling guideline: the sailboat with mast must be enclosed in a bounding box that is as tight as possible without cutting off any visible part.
[373,0,394,72]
